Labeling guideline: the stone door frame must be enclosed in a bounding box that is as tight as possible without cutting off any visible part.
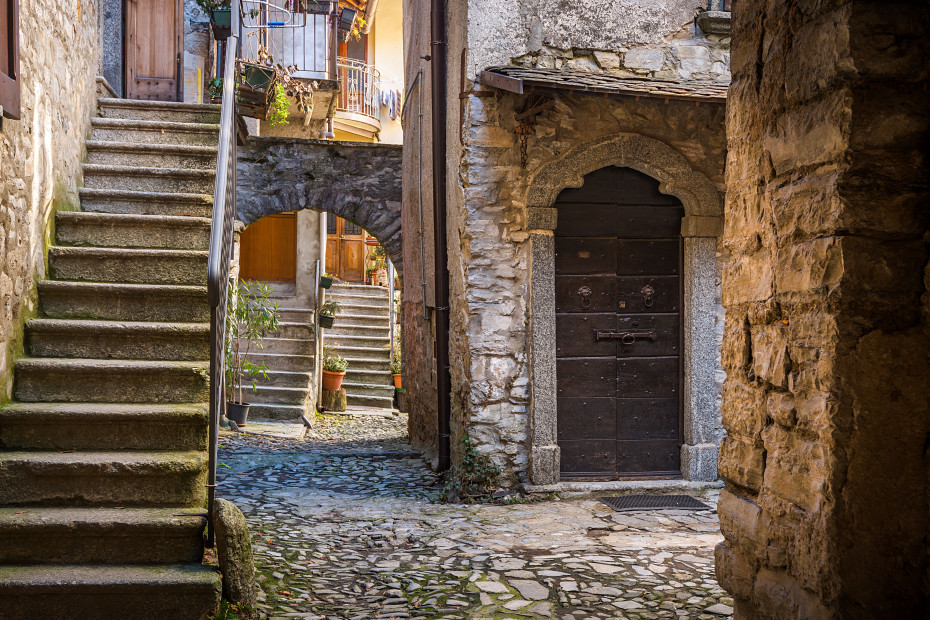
[524,133,724,485]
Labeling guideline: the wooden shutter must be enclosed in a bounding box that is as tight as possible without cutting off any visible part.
[0,0,21,119]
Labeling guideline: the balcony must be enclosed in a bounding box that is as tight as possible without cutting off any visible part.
[334,57,382,138]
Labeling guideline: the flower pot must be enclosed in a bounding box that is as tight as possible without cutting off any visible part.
[236,61,276,119]
[322,370,346,391]
[364,236,379,246]
[210,9,232,40]
[393,373,402,389]
[319,275,334,289]
[227,401,250,427]
[319,313,336,328]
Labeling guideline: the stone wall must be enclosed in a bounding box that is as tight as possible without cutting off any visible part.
[0,0,100,398]
[716,2,930,617]
[401,0,730,481]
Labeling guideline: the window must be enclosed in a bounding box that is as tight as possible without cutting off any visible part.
[0,0,20,120]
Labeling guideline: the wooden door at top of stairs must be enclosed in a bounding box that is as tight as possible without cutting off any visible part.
[239,212,298,282]
[555,166,684,481]
[326,215,366,283]
[126,0,184,102]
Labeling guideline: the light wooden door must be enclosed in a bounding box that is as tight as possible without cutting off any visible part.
[239,213,298,282]
[126,0,184,101]
[326,216,366,282]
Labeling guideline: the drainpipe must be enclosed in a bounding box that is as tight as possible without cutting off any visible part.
[431,0,451,472]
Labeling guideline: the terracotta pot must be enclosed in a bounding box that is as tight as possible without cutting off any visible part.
[226,402,250,427]
[392,373,402,389]
[322,370,345,391]
[365,237,379,246]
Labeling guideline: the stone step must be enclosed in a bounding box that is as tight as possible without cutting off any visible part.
[327,345,390,360]
[327,302,390,317]
[13,359,209,404]
[325,323,391,338]
[97,97,222,124]
[244,403,306,422]
[79,188,213,219]
[277,308,314,323]
[265,321,314,340]
[330,283,391,296]
[0,403,208,451]
[85,141,218,169]
[82,164,215,194]
[0,451,206,507]
[242,370,311,389]
[49,246,208,286]
[341,381,396,399]
[323,333,391,349]
[0,507,206,564]
[338,313,393,328]
[344,368,393,386]
[56,211,212,251]
[38,281,209,323]
[326,292,391,307]
[245,352,315,373]
[341,356,393,371]
[90,117,220,146]
[0,564,221,619]
[240,385,309,407]
[346,393,395,409]
[256,337,315,356]
[26,319,209,361]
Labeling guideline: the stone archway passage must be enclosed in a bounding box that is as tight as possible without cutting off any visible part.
[236,137,403,275]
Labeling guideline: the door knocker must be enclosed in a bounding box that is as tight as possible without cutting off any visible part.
[577,286,593,309]
[641,285,655,308]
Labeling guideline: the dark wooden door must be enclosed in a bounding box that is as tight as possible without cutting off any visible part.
[126,0,184,101]
[326,216,366,282]
[555,167,684,480]
[239,212,298,282]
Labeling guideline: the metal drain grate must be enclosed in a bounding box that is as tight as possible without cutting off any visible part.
[599,494,710,512]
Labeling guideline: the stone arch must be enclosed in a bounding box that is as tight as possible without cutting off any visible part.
[523,132,724,487]
[236,138,403,275]
[525,132,722,217]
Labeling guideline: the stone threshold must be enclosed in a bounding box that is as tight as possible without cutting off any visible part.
[522,479,724,497]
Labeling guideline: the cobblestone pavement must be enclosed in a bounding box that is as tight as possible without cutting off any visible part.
[217,414,733,620]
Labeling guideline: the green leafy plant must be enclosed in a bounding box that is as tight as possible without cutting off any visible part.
[439,436,502,503]
[320,299,342,317]
[265,82,290,126]
[390,341,401,374]
[322,348,348,373]
[207,77,224,100]
[225,280,280,404]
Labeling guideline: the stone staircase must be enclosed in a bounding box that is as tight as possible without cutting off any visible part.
[323,283,394,409]
[0,93,223,618]
[238,304,315,421]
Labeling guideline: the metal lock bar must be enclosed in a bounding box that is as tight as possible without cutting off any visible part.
[595,330,657,344]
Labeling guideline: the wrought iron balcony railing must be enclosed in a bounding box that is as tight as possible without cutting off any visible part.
[336,57,381,121]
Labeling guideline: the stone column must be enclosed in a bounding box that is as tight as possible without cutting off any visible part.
[527,207,559,485]
[680,216,723,481]
[717,2,930,617]
[101,0,123,97]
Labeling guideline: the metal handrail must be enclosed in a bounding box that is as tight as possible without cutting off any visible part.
[206,0,241,549]
[336,57,381,119]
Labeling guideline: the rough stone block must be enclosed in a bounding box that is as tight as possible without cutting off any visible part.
[752,569,831,620]
[214,499,257,615]
[766,391,797,428]
[774,237,843,294]
[722,250,774,305]
[680,443,719,481]
[718,488,768,557]
[719,436,765,492]
[750,324,789,388]
[721,378,766,439]
[623,48,664,71]
[593,51,621,69]
[714,541,754,600]
[761,426,826,512]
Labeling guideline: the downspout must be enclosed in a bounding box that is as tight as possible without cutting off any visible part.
[361,0,380,34]
[431,0,451,471]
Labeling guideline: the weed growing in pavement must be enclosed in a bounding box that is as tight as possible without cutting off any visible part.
[438,435,503,503]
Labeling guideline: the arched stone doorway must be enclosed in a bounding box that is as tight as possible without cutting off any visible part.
[523,133,724,486]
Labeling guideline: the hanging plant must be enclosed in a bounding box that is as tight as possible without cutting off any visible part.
[266,83,290,126]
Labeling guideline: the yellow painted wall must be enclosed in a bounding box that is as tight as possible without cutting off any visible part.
[372,0,404,145]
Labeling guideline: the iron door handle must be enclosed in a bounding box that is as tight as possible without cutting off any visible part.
[595,330,657,344]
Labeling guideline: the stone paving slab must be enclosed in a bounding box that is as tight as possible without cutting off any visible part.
[217,414,733,619]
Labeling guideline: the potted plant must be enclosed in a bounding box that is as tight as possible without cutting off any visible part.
[391,343,402,389]
[265,82,290,126]
[196,0,232,39]
[207,77,224,104]
[322,349,348,391]
[225,280,281,426]
[365,235,379,246]
[319,299,342,328]
[319,273,335,289]
[236,53,276,120]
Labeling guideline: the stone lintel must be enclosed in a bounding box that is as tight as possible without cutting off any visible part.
[681,215,723,238]
[526,207,558,231]
[697,11,732,36]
